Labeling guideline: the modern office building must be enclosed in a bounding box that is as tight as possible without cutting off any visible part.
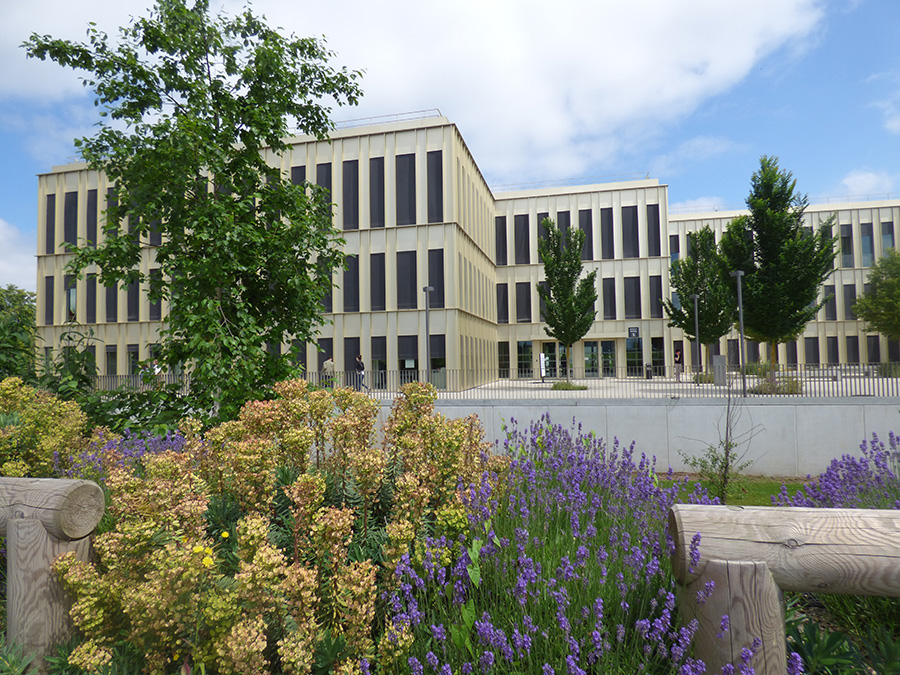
[34,113,900,385]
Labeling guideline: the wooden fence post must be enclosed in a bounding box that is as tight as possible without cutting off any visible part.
[0,478,105,672]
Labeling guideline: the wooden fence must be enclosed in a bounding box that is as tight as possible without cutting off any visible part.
[669,504,900,674]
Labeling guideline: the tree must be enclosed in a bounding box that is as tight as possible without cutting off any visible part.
[720,156,836,366]
[25,0,362,420]
[661,226,734,368]
[853,248,900,341]
[536,218,598,380]
[0,285,37,382]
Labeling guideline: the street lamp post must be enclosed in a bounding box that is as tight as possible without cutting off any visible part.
[423,286,434,384]
[730,270,747,397]
[690,293,700,384]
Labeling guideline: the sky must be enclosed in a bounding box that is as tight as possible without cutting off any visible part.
[1,0,899,292]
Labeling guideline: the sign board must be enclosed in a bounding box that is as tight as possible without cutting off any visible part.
[539,352,547,378]
[628,327,640,338]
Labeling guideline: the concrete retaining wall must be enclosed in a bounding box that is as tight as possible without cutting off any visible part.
[417,397,900,477]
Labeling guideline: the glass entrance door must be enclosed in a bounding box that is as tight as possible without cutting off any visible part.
[601,340,616,377]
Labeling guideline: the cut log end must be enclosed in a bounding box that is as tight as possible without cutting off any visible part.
[56,482,105,540]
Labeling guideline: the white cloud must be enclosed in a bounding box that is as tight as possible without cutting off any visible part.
[651,136,738,178]
[839,169,895,197]
[0,218,36,291]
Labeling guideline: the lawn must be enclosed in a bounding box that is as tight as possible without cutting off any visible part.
[661,474,809,506]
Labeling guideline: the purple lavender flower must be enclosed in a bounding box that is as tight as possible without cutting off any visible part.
[408,657,424,675]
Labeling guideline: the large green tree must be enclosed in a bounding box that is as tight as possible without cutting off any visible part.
[661,226,734,367]
[853,248,900,341]
[0,285,37,381]
[537,218,598,380]
[720,156,836,366]
[25,0,361,419]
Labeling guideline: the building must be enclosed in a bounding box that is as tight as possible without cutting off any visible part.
[34,113,900,386]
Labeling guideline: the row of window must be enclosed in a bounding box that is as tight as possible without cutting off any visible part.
[496,275,664,324]
[495,204,662,265]
[44,273,161,326]
[839,221,894,268]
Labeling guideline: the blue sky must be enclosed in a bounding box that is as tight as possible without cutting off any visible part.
[1,0,898,291]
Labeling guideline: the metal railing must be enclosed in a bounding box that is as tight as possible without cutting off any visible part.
[92,363,900,400]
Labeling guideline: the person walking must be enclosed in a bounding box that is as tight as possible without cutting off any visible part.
[323,357,335,388]
[355,354,370,392]
[674,349,683,383]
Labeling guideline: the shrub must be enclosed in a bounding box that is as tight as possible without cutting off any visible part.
[748,376,802,395]
[551,381,587,391]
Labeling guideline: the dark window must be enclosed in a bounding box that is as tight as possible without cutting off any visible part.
[106,283,117,323]
[624,276,641,319]
[496,283,509,324]
[843,283,857,320]
[600,208,614,260]
[44,276,54,325]
[804,337,820,365]
[890,339,900,363]
[841,223,853,267]
[85,345,96,375]
[370,253,386,311]
[685,232,693,259]
[429,334,446,370]
[149,269,162,321]
[291,165,306,185]
[106,345,117,376]
[823,285,837,320]
[397,251,417,309]
[537,212,549,246]
[498,341,510,377]
[317,337,333,370]
[747,341,760,363]
[396,154,416,226]
[86,273,97,324]
[127,344,140,375]
[344,337,360,377]
[64,274,76,322]
[316,162,332,196]
[343,255,359,312]
[63,192,78,246]
[514,215,530,264]
[267,341,281,357]
[649,275,663,319]
[868,335,881,364]
[827,336,839,364]
[861,222,874,267]
[127,279,139,322]
[846,336,860,364]
[342,160,359,230]
[517,340,533,378]
[86,189,98,248]
[371,336,387,384]
[670,234,680,263]
[105,187,119,238]
[602,278,616,320]
[515,282,531,323]
[647,204,661,257]
[398,335,418,367]
[786,340,798,366]
[622,205,639,258]
[427,150,443,223]
[495,216,508,266]
[557,211,571,247]
[428,249,444,308]
[882,222,894,252]
[149,220,162,247]
[369,157,385,228]
[45,194,56,254]
[579,209,593,261]
[318,262,332,313]
[292,340,306,373]
[538,280,549,321]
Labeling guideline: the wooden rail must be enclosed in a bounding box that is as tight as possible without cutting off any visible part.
[0,478,105,673]
[669,504,900,675]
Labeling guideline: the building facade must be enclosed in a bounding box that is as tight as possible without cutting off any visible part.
[34,114,900,384]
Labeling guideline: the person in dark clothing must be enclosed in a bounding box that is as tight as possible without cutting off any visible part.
[355,354,370,392]
[674,349,683,382]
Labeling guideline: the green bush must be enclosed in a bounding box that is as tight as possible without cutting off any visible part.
[551,380,587,391]
[748,376,802,395]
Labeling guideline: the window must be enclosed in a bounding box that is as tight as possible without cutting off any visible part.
[514,215,530,264]
[397,251,417,309]
[342,160,359,230]
[44,276,54,325]
[600,208,614,260]
[45,194,56,254]
[497,284,509,324]
[537,212,549,246]
[671,292,681,311]
[841,223,853,267]
[106,283,118,323]
[602,278,616,320]
[883,222,894,252]
[429,334,446,371]
[398,335,418,374]
[651,337,665,375]
[786,340,798,366]
[292,340,306,373]
[498,341,510,378]
[396,154,416,226]
[63,192,78,246]
[344,337,360,380]
[538,280,549,321]
[428,249,444,308]
[861,222,874,267]
[624,276,641,319]
[149,269,162,321]
[370,253,386,311]
[622,205,639,258]
[127,279,139,322]
[86,189,98,248]
[317,337,333,371]
[105,187,119,239]
[149,219,162,247]
[827,336,839,365]
[319,267,333,313]
[86,274,97,324]
[127,344,140,375]
[843,283,856,320]
[369,157,385,228]
[649,275,663,319]
[557,211,571,246]
[291,165,306,185]
[106,345,117,376]
[846,336,860,364]
[579,209,593,261]
[823,285,837,320]
[670,234,680,263]
[427,150,443,223]
[868,335,881,364]
[647,204,661,257]
[64,275,77,322]
[495,216,508,265]
[890,339,900,363]
[371,336,387,389]
[343,255,359,312]
[316,162,332,196]
[268,341,282,357]
[515,282,531,323]
[517,341,533,378]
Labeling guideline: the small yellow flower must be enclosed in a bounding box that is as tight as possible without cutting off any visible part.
[192,545,204,554]
[204,547,213,555]
[221,531,229,539]
[202,556,214,568]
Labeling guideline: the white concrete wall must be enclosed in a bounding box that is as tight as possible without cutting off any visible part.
[419,398,900,477]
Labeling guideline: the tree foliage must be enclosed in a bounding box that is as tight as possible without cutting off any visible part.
[720,156,836,363]
[536,218,598,379]
[0,285,37,382]
[24,0,362,420]
[661,226,734,362]
[854,248,900,341]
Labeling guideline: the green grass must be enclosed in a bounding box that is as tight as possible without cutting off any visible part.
[551,380,588,391]
[661,475,808,506]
